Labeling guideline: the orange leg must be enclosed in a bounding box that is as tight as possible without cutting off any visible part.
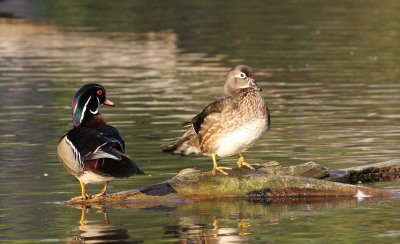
[80,206,87,226]
[79,180,89,200]
[211,153,230,175]
[236,153,255,170]
[95,181,109,198]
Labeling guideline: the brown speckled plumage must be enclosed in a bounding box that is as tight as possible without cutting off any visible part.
[162,65,271,175]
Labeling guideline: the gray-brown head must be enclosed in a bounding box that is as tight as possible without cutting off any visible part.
[223,65,261,96]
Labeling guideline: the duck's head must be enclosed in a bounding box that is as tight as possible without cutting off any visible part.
[72,83,114,127]
[223,65,261,96]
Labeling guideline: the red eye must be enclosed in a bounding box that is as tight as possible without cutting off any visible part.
[97,90,103,95]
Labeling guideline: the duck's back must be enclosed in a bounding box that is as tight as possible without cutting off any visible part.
[58,124,144,181]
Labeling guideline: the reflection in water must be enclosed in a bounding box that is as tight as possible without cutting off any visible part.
[0,18,179,82]
[58,195,400,243]
[1,1,400,242]
[63,194,399,243]
[158,197,385,243]
[165,217,252,243]
[68,205,138,244]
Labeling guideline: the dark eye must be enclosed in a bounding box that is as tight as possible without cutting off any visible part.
[97,90,103,95]
[235,72,246,79]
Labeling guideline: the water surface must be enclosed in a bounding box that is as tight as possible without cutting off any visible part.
[0,0,399,243]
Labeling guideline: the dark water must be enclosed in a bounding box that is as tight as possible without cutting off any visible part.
[0,0,400,243]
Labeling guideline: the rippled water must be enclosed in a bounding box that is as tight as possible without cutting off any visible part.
[0,0,400,243]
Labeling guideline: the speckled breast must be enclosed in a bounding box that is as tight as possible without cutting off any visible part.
[201,91,269,157]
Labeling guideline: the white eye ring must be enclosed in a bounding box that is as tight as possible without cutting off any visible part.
[235,72,246,79]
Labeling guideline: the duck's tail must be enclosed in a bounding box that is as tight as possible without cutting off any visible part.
[86,155,145,178]
[118,155,145,176]
[161,130,201,155]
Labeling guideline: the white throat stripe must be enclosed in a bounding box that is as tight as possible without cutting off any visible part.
[80,95,92,123]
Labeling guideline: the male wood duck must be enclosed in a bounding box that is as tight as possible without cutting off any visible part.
[162,65,271,175]
[57,83,144,199]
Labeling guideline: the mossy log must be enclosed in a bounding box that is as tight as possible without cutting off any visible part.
[67,160,399,205]
[325,159,400,183]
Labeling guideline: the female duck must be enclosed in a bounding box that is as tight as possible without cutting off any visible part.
[162,65,271,175]
[58,84,144,199]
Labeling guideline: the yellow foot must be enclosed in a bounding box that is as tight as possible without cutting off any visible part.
[211,153,230,175]
[94,192,107,198]
[212,166,231,176]
[77,193,94,200]
[71,194,89,201]
[237,153,258,170]
[238,161,256,170]
[81,194,90,200]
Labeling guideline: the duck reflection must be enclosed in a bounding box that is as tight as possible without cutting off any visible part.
[69,205,137,244]
[162,198,376,243]
[65,197,381,243]
[164,203,254,244]
[164,216,252,243]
